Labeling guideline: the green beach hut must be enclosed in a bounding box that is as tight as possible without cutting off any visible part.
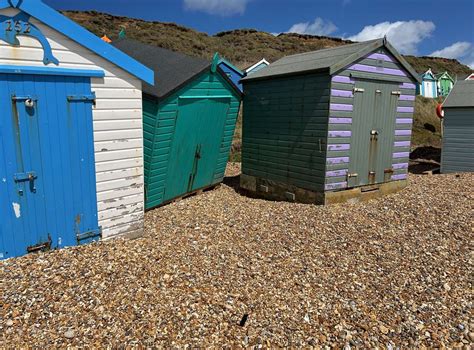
[436,71,455,97]
[113,39,242,209]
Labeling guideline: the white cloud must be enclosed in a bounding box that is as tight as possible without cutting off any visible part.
[429,41,474,69]
[348,20,435,55]
[287,18,338,36]
[429,42,472,58]
[183,0,250,16]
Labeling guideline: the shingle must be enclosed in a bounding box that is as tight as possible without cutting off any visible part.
[112,39,210,99]
[443,81,474,108]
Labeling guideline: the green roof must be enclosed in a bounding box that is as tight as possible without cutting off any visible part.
[242,38,421,83]
[443,81,474,108]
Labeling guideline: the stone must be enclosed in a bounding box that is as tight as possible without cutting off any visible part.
[64,330,75,339]
[5,320,13,327]
[379,325,389,335]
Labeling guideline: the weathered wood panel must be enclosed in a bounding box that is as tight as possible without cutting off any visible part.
[243,72,331,192]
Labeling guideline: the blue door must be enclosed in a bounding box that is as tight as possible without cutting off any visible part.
[0,74,100,259]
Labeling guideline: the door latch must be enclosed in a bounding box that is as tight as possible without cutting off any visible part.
[67,93,97,107]
[370,130,379,136]
[14,172,37,194]
[195,144,202,159]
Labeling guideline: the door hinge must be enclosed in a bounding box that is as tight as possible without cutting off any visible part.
[347,173,358,178]
[12,95,38,102]
[77,227,102,243]
[353,87,365,93]
[391,91,401,96]
[67,93,96,106]
[27,235,52,253]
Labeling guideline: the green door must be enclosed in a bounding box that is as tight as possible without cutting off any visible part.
[163,97,229,201]
[348,79,398,187]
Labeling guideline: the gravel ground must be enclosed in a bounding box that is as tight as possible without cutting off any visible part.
[1,164,473,348]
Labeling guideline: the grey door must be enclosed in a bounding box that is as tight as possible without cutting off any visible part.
[348,79,398,187]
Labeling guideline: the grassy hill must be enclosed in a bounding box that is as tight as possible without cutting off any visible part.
[64,11,472,76]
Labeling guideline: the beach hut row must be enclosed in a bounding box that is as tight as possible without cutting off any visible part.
[1,0,452,259]
[417,68,456,98]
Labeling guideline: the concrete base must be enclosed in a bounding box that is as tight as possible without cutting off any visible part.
[240,174,408,205]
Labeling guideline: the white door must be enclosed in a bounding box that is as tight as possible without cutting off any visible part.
[424,81,434,98]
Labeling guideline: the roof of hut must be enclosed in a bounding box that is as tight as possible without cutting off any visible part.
[113,39,211,99]
[242,38,420,83]
[443,81,474,108]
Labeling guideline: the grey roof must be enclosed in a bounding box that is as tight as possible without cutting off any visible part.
[443,81,474,108]
[112,39,210,99]
[241,38,421,83]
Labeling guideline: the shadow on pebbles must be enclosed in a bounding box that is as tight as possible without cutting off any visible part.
[1,163,473,348]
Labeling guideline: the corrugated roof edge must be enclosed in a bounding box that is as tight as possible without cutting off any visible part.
[242,38,421,84]
[0,0,154,85]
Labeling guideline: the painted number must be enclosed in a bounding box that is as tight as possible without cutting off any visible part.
[5,20,30,33]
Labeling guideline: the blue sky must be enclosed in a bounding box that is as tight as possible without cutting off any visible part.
[45,0,474,67]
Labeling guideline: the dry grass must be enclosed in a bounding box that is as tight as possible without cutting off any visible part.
[412,96,443,148]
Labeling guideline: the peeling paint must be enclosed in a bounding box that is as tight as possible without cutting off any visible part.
[12,202,21,218]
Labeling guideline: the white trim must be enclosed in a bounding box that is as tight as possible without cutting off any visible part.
[465,73,474,80]
[245,58,270,73]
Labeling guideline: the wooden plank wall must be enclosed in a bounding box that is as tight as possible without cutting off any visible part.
[144,70,240,209]
[242,73,331,192]
[0,8,145,239]
[441,108,474,173]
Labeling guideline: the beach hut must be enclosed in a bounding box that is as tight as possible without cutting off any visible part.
[440,81,474,173]
[112,39,242,209]
[0,0,154,259]
[417,68,438,98]
[436,71,455,96]
[463,73,474,80]
[240,38,420,204]
[245,58,270,75]
[218,57,245,92]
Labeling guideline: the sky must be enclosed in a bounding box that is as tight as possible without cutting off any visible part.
[45,0,474,68]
